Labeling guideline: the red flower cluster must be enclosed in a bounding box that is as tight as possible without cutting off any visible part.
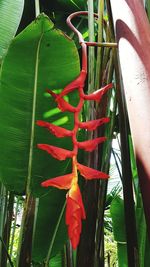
[37,71,112,249]
[37,11,113,250]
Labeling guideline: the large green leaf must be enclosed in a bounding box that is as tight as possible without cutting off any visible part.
[110,196,128,267]
[0,13,80,195]
[0,0,24,60]
[49,253,62,267]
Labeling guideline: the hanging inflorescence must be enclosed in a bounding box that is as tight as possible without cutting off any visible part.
[37,11,113,249]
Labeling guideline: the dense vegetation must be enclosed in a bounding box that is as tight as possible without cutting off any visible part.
[0,1,150,266]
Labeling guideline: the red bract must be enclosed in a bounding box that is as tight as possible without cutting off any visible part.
[47,89,77,112]
[36,120,72,138]
[77,162,109,179]
[37,11,112,250]
[37,144,74,160]
[56,97,77,112]
[78,117,110,131]
[41,173,73,189]
[66,184,86,249]
[59,70,87,98]
[77,137,107,152]
[82,83,113,102]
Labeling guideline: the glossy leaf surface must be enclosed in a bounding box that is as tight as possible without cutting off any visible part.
[0,14,80,195]
[0,0,24,60]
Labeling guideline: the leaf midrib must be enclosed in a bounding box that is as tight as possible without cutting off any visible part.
[26,31,44,194]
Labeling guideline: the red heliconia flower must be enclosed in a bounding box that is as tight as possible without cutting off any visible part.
[37,144,74,160]
[37,12,112,250]
[66,183,86,249]
[77,137,107,152]
[56,97,78,112]
[41,173,73,189]
[47,89,77,112]
[81,83,113,102]
[58,70,87,98]
[36,120,73,138]
[78,117,110,131]
[77,162,109,179]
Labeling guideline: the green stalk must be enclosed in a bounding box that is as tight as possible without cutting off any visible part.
[95,0,104,89]
[31,197,39,249]
[93,1,116,263]
[45,201,66,267]
[35,0,40,17]
[87,0,95,96]
[66,241,74,267]
[94,52,117,267]
[146,0,150,20]
[77,2,98,267]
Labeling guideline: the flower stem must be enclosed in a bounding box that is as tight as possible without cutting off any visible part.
[35,0,40,17]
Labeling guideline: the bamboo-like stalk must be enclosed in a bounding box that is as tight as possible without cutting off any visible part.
[111,149,122,181]
[95,0,104,89]
[94,52,117,267]
[93,1,116,264]
[45,201,66,266]
[31,197,39,247]
[35,0,40,17]
[76,2,98,267]
[87,0,95,95]
[66,241,74,267]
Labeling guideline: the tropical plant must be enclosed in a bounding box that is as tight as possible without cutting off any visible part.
[0,0,150,267]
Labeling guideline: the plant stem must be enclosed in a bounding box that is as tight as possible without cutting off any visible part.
[95,0,104,89]
[35,0,40,17]
[87,0,95,96]
[31,197,39,249]
[45,201,66,266]
[0,236,14,267]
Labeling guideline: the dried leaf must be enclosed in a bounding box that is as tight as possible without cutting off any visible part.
[37,144,74,160]
[36,120,73,137]
[77,137,106,152]
[77,162,109,179]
